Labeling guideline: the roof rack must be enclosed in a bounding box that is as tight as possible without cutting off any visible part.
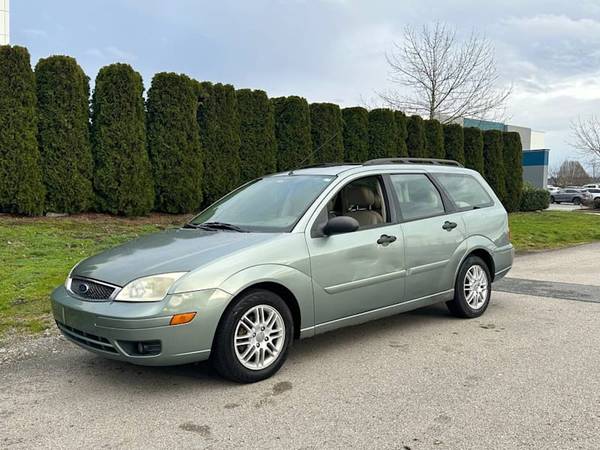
[363,158,463,167]
[288,162,359,175]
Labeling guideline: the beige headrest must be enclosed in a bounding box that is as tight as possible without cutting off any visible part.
[345,186,374,208]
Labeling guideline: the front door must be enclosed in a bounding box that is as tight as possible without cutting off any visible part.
[388,173,466,300]
[306,175,406,325]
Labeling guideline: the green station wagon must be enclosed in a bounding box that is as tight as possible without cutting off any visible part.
[51,158,513,383]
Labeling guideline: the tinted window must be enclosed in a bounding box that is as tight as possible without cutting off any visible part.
[390,174,445,221]
[589,189,600,193]
[435,173,493,209]
[191,175,333,232]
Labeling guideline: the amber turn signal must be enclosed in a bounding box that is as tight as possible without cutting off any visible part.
[169,312,196,326]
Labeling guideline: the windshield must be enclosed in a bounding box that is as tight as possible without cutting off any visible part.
[190,175,334,232]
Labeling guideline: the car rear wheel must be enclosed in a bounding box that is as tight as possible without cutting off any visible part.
[573,197,581,205]
[550,196,555,204]
[595,198,600,209]
[446,256,491,318]
[212,289,293,383]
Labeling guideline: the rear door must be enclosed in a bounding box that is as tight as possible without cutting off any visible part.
[388,172,467,301]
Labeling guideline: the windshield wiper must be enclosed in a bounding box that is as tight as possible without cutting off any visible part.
[183,221,248,232]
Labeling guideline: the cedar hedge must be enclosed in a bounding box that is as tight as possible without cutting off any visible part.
[519,183,549,211]
[0,45,45,215]
[406,115,427,158]
[310,102,344,164]
[443,123,465,165]
[36,55,94,214]
[368,108,398,159]
[424,119,445,159]
[91,63,154,216]
[147,72,203,213]
[463,127,484,174]
[272,96,312,171]
[482,130,506,203]
[394,111,409,157]
[502,131,523,212]
[197,82,241,206]
[342,107,369,163]
[237,89,277,183]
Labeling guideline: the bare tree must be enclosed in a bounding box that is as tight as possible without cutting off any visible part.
[549,159,591,187]
[378,22,511,123]
[570,115,600,161]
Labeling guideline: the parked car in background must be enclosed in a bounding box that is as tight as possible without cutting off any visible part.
[551,188,585,205]
[51,158,513,383]
[582,188,600,209]
[546,185,560,194]
[583,183,600,189]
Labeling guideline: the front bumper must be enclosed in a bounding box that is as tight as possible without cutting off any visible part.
[51,285,232,366]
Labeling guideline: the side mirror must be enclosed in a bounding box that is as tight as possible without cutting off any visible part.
[322,216,359,236]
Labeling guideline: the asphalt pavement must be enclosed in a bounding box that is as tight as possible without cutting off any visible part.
[2,244,600,449]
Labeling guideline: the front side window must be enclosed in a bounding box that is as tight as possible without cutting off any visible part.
[390,174,445,221]
[434,173,493,210]
[191,175,334,232]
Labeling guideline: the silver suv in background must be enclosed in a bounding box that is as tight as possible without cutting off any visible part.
[583,188,600,208]
[551,188,585,205]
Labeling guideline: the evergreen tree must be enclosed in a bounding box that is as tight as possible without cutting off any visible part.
[310,103,344,163]
[368,108,397,159]
[91,63,154,216]
[0,45,45,215]
[482,130,506,202]
[342,107,369,163]
[394,111,409,157]
[237,88,277,182]
[463,127,485,174]
[443,123,465,165]
[424,119,445,158]
[147,72,203,213]
[502,131,524,212]
[272,96,312,171]
[406,115,427,158]
[197,82,241,205]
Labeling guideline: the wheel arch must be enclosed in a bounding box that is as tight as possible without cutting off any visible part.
[455,245,496,284]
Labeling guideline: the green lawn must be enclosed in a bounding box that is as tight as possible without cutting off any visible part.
[1,210,600,339]
[509,210,600,252]
[0,214,189,338]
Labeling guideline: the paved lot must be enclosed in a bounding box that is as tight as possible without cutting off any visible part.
[547,203,584,212]
[2,245,600,449]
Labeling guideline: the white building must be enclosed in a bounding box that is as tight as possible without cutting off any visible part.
[0,0,8,45]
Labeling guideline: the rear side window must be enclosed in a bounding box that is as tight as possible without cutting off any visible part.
[434,173,493,209]
[390,174,445,221]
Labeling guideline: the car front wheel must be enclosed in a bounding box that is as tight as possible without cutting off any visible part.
[573,197,581,205]
[595,198,600,209]
[212,289,293,383]
[446,256,491,318]
[550,196,555,203]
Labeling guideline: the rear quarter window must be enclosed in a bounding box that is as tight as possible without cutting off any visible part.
[434,173,493,210]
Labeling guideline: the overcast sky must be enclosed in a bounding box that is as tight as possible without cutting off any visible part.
[12,0,600,167]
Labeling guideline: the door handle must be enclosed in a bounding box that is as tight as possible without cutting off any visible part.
[442,221,457,231]
[377,234,397,245]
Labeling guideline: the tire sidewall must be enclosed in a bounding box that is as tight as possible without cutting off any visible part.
[213,289,293,383]
[454,256,492,318]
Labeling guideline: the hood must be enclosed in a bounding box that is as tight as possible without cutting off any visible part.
[73,228,279,286]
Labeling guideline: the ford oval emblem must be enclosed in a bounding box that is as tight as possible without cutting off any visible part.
[78,283,90,294]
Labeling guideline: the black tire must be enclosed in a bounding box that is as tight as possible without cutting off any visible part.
[550,196,555,204]
[573,197,581,205]
[594,198,600,209]
[211,289,293,383]
[446,256,492,318]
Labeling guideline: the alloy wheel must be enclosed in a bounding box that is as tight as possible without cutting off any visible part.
[463,264,489,310]
[234,304,286,370]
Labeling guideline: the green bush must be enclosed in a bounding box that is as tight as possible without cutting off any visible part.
[443,123,465,165]
[147,72,203,213]
[36,56,94,214]
[482,130,506,202]
[342,107,369,163]
[519,183,549,211]
[394,111,409,157]
[91,63,154,216]
[368,108,398,159]
[237,89,277,182]
[424,119,445,158]
[310,103,344,164]
[502,131,524,212]
[272,96,312,171]
[197,82,241,205]
[406,115,426,158]
[463,127,484,174]
[0,46,45,215]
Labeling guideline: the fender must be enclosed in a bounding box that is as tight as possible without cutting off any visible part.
[218,264,315,335]
[453,235,497,282]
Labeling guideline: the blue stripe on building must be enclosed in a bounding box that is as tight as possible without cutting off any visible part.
[522,149,549,167]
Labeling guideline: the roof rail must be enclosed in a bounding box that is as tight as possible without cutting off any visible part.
[288,162,359,175]
[363,158,463,167]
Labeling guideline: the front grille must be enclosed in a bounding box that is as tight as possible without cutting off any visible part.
[56,321,118,354]
[70,277,116,301]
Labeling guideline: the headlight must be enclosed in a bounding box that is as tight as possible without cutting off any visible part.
[114,272,187,302]
[64,260,83,289]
